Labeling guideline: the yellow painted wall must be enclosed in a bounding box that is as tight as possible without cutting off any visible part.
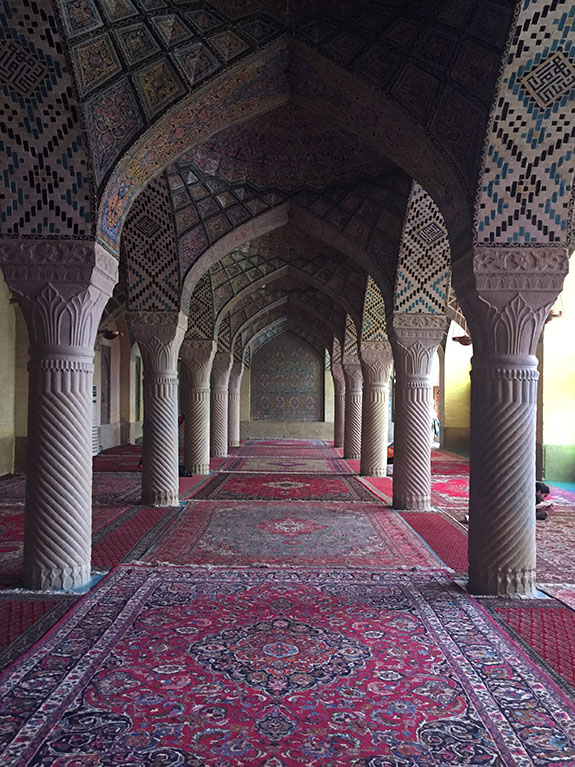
[540,260,575,480]
[442,321,472,455]
[0,277,15,475]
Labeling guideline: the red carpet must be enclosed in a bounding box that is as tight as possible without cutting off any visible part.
[357,476,393,503]
[92,455,141,472]
[193,473,376,501]
[488,600,575,692]
[243,439,325,446]
[0,595,77,669]
[222,456,350,473]
[399,511,468,572]
[234,446,337,458]
[4,565,575,766]
[142,501,443,568]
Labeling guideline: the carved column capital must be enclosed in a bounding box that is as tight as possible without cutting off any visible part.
[228,362,245,396]
[342,361,363,392]
[180,338,217,388]
[211,351,234,389]
[391,314,446,378]
[452,246,569,355]
[1,242,118,358]
[127,311,187,373]
[360,340,393,385]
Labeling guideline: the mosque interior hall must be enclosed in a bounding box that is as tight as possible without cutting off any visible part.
[2,0,575,763]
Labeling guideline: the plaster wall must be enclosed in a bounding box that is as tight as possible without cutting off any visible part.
[442,321,471,456]
[540,264,575,481]
[0,278,15,475]
[240,368,251,421]
[324,368,335,422]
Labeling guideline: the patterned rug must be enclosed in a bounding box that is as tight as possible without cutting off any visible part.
[0,594,77,670]
[193,473,377,502]
[233,446,337,458]
[483,599,575,694]
[399,511,469,572]
[539,583,575,611]
[141,501,443,568]
[242,439,325,446]
[222,456,350,474]
[4,565,575,766]
[93,455,142,472]
[357,476,393,503]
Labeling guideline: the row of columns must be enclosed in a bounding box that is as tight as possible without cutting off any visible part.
[0,240,569,599]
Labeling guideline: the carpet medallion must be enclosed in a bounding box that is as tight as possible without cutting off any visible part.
[3,566,575,766]
[141,501,442,567]
[193,473,376,501]
[222,456,350,474]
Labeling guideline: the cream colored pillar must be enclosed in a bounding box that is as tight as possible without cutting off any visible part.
[210,351,233,457]
[1,241,117,589]
[453,247,569,596]
[180,338,216,475]
[128,311,186,506]
[342,361,363,460]
[228,362,244,448]
[391,314,446,510]
[331,361,345,449]
[360,341,393,477]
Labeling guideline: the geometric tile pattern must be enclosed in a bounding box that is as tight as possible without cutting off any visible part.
[187,272,214,339]
[343,313,359,359]
[216,312,232,352]
[121,172,180,311]
[362,276,388,342]
[394,183,450,315]
[0,0,93,237]
[476,2,575,245]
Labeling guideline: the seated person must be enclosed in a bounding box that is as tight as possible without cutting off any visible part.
[536,481,553,520]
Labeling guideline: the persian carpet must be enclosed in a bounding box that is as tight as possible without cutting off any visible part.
[0,594,77,670]
[483,598,575,693]
[0,476,25,503]
[193,473,377,502]
[399,511,468,572]
[233,446,337,458]
[3,566,575,766]
[92,473,141,505]
[431,461,470,475]
[538,583,575,612]
[141,501,443,568]
[92,455,141,472]
[536,512,575,582]
[242,439,325,446]
[356,476,393,503]
[222,456,350,474]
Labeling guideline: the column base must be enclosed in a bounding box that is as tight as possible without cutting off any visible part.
[229,441,240,448]
[468,566,536,597]
[392,494,432,511]
[142,489,179,507]
[344,451,360,460]
[188,463,210,475]
[334,441,343,449]
[360,465,386,477]
[211,452,229,459]
[24,562,91,591]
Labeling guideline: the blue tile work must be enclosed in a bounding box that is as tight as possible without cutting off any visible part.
[362,276,388,342]
[343,313,359,359]
[120,172,180,311]
[476,0,575,245]
[186,272,215,339]
[394,183,450,314]
[0,1,93,237]
[217,312,232,352]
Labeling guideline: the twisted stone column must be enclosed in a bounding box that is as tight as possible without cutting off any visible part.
[228,362,244,449]
[360,341,393,477]
[129,311,186,506]
[180,339,216,475]
[1,241,117,589]
[331,361,345,449]
[210,352,233,458]
[390,315,446,510]
[342,361,363,460]
[453,247,569,596]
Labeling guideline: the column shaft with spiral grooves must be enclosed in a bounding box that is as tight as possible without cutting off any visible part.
[228,362,244,449]
[360,342,393,477]
[391,315,446,510]
[468,357,538,595]
[129,311,187,506]
[342,362,363,460]
[451,245,570,595]
[180,339,216,476]
[211,352,233,458]
[3,242,117,590]
[331,362,345,448]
